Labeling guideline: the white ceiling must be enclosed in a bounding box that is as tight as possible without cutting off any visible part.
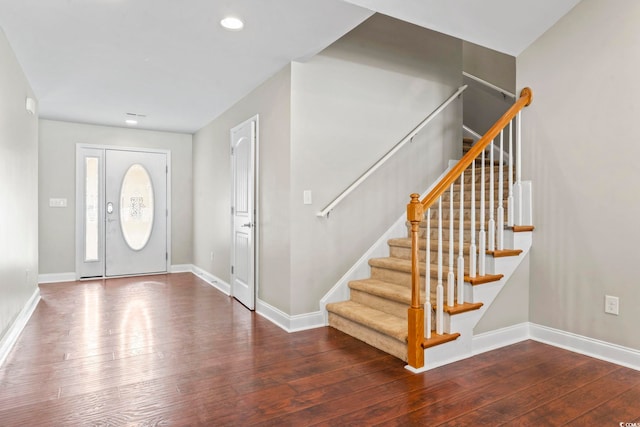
[343,0,582,56]
[0,0,580,134]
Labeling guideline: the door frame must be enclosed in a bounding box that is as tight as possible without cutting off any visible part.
[230,115,259,309]
[75,144,172,279]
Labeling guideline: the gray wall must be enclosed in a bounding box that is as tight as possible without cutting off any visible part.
[462,41,516,136]
[463,41,516,93]
[38,120,193,274]
[192,66,292,313]
[518,0,640,350]
[0,28,39,338]
[191,15,462,316]
[474,254,530,334]
[289,14,462,314]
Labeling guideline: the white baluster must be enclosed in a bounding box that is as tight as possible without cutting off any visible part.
[479,150,486,276]
[436,198,444,335]
[488,139,495,252]
[470,161,477,278]
[515,111,523,226]
[425,208,431,339]
[447,184,455,307]
[508,120,514,227]
[457,173,465,305]
[497,130,505,250]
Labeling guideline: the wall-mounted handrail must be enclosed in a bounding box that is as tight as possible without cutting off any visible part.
[317,85,468,218]
[463,71,515,99]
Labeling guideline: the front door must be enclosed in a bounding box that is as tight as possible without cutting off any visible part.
[76,146,168,278]
[105,149,168,276]
[231,117,257,309]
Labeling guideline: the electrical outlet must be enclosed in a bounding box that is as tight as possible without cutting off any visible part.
[605,295,619,315]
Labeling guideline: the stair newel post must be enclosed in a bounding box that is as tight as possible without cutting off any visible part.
[436,198,444,335]
[479,150,486,276]
[508,120,514,227]
[457,173,465,305]
[470,161,477,278]
[497,130,505,250]
[488,138,496,252]
[447,184,455,307]
[425,208,431,339]
[515,111,523,226]
[407,194,424,369]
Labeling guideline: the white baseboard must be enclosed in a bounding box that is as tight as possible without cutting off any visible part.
[39,266,198,283]
[0,288,41,367]
[472,322,531,355]
[38,272,76,284]
[530,323,640,372]
[170,264,193,273]
[191,264,231,295]
[470,322,640,372]
[256,299,324,333]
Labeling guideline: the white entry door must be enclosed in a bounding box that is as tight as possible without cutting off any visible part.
[105,149,168,277]
[77,147,169,278]
[231,117,257,309]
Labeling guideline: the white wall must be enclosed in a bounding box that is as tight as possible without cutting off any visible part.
[38,120,193,274]
[0,28,38,338]
[518,0,640,350]
[192,66,292,313]
[289,14,462,314]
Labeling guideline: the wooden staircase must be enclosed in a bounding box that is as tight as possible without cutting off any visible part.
[325,88,533,371]
[326,161,518,362]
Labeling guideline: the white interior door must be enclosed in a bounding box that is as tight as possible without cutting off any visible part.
[231,117,257,309]
[105,149,168,277]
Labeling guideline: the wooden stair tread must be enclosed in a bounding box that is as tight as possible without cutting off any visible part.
[464,274,503,285]
[422,332,461,349]
[512,225,535,232]
[326,300,407,342]
[486,249,523,258]
[388,237,471,251]
[389,238,521,257]
[349,279,416,305]
[443,301,483,315]
[370,257,513,280]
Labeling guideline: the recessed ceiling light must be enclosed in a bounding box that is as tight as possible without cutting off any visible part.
[125,119,138,125]
[220,16,244,31]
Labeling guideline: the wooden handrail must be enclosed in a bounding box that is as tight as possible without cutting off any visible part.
[406,87,532,370]
[420,88,532,211]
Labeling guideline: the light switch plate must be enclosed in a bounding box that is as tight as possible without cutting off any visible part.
[49,198,67,208]
[303,190,312,205]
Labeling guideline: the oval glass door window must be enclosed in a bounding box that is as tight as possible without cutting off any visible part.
[119,164,154,251]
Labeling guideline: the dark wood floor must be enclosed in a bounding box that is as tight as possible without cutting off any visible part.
[1,273,639,426]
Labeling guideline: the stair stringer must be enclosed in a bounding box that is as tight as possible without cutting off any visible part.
[408,227,533,373]
[319,161,457,324]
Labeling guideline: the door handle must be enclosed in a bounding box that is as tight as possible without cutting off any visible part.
[241,222,253,228]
